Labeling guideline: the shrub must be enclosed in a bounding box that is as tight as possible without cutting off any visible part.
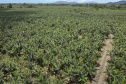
[7,4,12,8]
[0,6,4,8]
[26,5,33,8]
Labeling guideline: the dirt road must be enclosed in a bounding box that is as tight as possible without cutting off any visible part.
[92,34,114,84]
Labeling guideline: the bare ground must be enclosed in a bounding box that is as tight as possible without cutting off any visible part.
[91,34,114,84]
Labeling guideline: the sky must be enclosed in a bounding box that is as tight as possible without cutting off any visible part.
[0,0,121,4]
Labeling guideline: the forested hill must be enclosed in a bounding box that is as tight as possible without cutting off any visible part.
[54,1,97,4]
[107,0,126,4]
[54,1,77,4]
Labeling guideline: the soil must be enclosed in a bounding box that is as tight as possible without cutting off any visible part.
[91,34,114,84]
[78,34,82,39]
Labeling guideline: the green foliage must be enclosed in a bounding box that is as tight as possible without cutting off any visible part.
[7,4,12,8]
[0,6,4,8]
[0,5,126,83]
[89,4,126,10]
[106,11,126,84]
[26,5,33,8]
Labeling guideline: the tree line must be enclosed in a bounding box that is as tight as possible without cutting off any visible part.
[0,3,126,9]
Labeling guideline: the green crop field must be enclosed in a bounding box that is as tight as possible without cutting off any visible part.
[0,4,126,84]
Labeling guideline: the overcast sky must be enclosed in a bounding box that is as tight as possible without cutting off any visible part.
[0,0,121,3]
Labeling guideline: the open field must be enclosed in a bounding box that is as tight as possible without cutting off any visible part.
[0,5,126,84]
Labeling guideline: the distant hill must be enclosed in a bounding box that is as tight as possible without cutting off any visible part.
[107,0,126,4]
[54,1,97,4]
[54,1,77,4]
[82,1,97,4]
